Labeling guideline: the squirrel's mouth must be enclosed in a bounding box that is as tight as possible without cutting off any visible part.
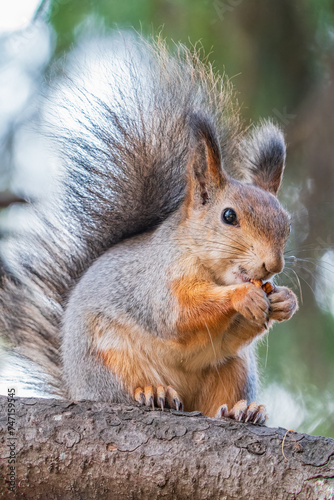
[225,266,267,286]
[233,271,251,284]
[235,265,252,283]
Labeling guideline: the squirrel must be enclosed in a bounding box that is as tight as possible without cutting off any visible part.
[0,34,298,423]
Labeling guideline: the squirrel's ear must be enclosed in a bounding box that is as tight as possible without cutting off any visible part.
[186,115,227,207]
[239,122,286,195]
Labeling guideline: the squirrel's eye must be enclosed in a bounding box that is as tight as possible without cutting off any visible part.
[222,208,238,225]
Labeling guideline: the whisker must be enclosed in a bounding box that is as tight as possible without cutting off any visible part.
[287,261,334,290]
[287,267,304,304]
[216,230,256,255]
[285,256,334,274]
[173,242,252,259]
[265,331,269,369]
[285,256,334,281]
[175,236,250,256]
[287,263,334,311]
[285,245,331,255]
[279,269,302,303]
[185,220,256,255]
[285,265,315,299]
[199,240,248,254]
[153,238,242,255]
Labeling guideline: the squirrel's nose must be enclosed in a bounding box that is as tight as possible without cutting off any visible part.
[263,255,284,276]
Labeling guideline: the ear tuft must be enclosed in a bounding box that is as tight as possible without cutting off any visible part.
[240,121,286,195]
[186,114,226,207]
[189,114,222,178]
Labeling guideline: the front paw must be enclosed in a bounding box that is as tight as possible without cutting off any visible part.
[231,283,270,326]
[268,286,298,322]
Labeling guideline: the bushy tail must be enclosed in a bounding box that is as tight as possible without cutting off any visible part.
[0,33,241,390]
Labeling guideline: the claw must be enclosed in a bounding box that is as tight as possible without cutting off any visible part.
[175,399,184,411]
[216,400,268,425]
[157,385,165,411]
[144,385,154,409]
[134,387,145,406]
[229,400,247,421]
[253,405,267,424]
[166,386,184,411]
[134,384,183,412]
[216,404,229,418]
[245,402,258,422]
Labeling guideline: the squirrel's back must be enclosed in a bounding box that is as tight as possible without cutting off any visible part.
[0,33,240,388]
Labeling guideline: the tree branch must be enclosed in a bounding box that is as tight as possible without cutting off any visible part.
[0,192,26,209]
[0,397,333,499]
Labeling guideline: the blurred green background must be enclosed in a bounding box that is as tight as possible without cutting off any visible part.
[0,0,334,436]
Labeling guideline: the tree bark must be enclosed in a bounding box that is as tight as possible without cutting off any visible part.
[0,397,333,499]
[0,192,26,208]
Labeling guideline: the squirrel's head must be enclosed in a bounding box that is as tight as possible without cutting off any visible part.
[182,115,290,286]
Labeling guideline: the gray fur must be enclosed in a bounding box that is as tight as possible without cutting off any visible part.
[0,33,288,402]
[62,214,181,400]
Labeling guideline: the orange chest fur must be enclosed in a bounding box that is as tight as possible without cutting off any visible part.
[170,275,235,343]
[90,273,239,404]
[91,312,228,395]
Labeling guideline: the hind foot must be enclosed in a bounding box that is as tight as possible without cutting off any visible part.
[215,399,267,424]
[134,385,184,411]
